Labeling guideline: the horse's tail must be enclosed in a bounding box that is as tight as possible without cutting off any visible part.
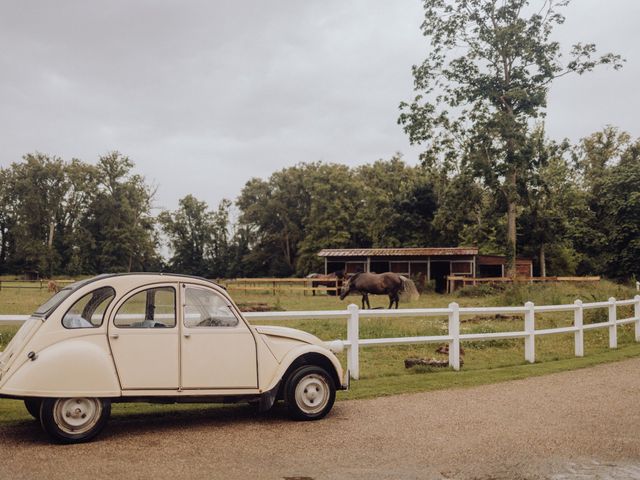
[399,276,420,302]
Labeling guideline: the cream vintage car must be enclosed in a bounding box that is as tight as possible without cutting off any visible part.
[0,273,347,443]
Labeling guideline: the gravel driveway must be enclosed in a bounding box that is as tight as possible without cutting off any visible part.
[1,359,640,480]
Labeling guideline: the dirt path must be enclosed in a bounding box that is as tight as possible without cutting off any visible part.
[2,359,640,480]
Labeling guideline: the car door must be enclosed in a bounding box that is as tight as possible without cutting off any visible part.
[108,284,179,390]
[180,283,258,389]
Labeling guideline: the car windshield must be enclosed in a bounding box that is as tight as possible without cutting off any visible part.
[33,289,74,316]
[32,277,105,318]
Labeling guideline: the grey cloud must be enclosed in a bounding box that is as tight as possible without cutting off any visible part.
[1,1,637,211]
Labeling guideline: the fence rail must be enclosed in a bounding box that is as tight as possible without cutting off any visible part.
[218,278,340,295]
[2,295,639,380]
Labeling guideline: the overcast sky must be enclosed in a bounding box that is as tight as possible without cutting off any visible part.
[1,0,638,213]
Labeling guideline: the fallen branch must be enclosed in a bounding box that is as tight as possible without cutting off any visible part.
[404,357,464,369]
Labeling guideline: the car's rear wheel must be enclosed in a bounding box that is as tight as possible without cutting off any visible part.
[284,365,336,420]
[24,398,42,420]
[40,397,111,444]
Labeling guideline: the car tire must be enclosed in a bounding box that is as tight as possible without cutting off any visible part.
[39,397,111,444]
[284,365,336,421]
[24,399,42,420]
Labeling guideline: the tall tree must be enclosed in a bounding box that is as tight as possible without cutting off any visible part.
[356,157,436,247]
[6,154,69,276]
[209,199,232,278]
[159,195,217,277]
[573,129,640,279]
[575,126,631,190]
[432,168,497,250]
[518,132,582,275]
[237,165,313,276]
[295,163,368,274]
[83,152,158,273]
[56,159,100,275]
[0,167,16,274]
[599,139,640,280]
[399,0,623,276]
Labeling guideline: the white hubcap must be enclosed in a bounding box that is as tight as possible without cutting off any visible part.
[53,398,102,435]
[295,374,330,415]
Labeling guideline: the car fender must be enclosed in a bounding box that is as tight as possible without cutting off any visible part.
[264,344,344,392]
[1,336,120,398]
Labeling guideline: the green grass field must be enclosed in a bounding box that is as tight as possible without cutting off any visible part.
[1,279,638,425]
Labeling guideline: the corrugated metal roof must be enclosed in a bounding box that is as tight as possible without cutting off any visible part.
[318,247,479,257]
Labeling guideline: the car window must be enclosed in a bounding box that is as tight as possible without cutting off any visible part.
[62,287,116,329]
[184,287,238,328]
[114,287,176,328]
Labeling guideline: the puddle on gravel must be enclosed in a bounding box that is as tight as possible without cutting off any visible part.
[550,460,640,480]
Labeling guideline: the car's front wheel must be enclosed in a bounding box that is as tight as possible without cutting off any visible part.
[284,365,336,420]
[40,397,111,444]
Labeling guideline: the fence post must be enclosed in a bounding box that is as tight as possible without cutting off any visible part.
[524,301,535,363]
[608,297,617,349]
[448,302,460,371]
[574,299,584,357]
[635,295,640,342]
[347,304,360,380]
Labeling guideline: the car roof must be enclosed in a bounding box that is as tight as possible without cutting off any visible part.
[36,273,225,319]
[82,272,224,289]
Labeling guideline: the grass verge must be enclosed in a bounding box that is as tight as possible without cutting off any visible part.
[340,342,640,399]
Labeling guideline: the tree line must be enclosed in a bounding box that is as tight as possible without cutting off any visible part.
[0,153,159,277]
[0,126,638,280]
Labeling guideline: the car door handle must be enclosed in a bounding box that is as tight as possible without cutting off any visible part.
[110,333,119,339]
[183,333,191,338]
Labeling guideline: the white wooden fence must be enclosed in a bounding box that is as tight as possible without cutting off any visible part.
[2,296,639,380]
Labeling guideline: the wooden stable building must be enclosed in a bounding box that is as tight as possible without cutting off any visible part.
[317,248,533,293]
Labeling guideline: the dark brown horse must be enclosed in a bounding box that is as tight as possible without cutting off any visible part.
[339,272,419,309]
